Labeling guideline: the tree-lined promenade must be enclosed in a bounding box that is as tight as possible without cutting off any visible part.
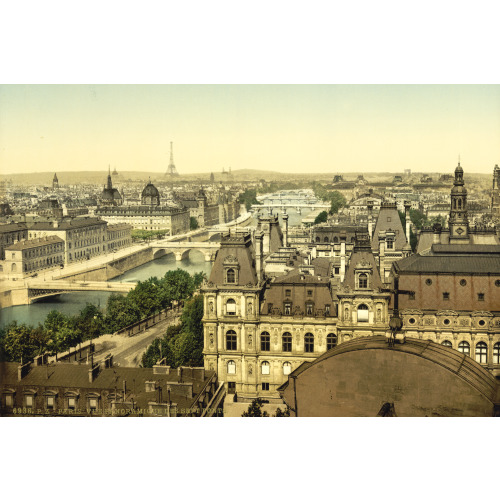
[0,269,204,364]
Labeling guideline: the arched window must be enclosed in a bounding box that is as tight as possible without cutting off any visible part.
[327,333,337,350]
[225,299,236,315]
[282,332,292,352]
[458,341,470,356]
[441,340,452,348]
[475,342,488,364]
[304,333,314,353]
[226,330,237,351]
[357,304,369,322]
[493,343,500,364]
[315,236,320,243]
[227,360,236,374]
[226,268,236,283]
[333,236,339,243]
[324,237,329,243]
[261,332,270,351]
[283,362,292,375]
[11,263,17,273]
[358,273,368,289]
[261,361,270,375]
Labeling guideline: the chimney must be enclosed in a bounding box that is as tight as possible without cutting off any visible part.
[433,223,442,245]
[88,362,99,383]
[378,231,386,277]
[18,360,31,381]
[367,201,374,240]
[404,201,411,245]
[282,214,289,247]
[255,230,263,281]
[340,235,346,282]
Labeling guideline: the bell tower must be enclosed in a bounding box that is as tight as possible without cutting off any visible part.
[448,162,469,242]
[492,164,500,218]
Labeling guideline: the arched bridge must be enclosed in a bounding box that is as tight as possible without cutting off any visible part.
[149,241,220,261]
[27,280,136,303]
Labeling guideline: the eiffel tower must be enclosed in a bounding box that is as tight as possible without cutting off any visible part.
[166,141,179,176]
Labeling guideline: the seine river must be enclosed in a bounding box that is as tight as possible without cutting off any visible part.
[0,205,313,328]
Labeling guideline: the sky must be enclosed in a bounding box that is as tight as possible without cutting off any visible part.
[0,84,499,176]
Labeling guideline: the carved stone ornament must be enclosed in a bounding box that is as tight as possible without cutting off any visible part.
[206,281,215,287]
[436,310,459,316]
[248,334,253,347]
[248,364,253,375]
[209,333,214,347]
[223,254,238,264]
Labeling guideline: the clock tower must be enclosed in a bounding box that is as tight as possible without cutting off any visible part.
[448,162,469,242]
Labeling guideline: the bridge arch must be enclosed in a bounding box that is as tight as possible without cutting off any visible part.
[153,248,176,260]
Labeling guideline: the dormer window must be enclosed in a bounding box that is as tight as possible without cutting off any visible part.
[226,268,236,283]
[386,238,394,249]
[358,273,368,289]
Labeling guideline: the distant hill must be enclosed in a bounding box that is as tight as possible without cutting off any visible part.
[0,168,492,186]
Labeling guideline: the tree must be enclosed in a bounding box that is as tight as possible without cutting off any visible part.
[274,406,291,417]
[1,323,51,362]
[329,191,347,214]
[176,295,204,366]
[242,398,269,417]
[104,293,141,333]
[314,211,328,224]
[238,189,261,211]
[190,217,199,230]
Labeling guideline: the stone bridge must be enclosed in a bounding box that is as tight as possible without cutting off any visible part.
[149,241,220,261]
[27,280,136,303]
[252,202,330,212]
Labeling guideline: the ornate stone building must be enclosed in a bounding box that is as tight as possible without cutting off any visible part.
[99,168,123,206]
[96,180,190,235]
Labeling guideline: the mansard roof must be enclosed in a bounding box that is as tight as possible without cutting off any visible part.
[371,202,407,251]
[207,233,258,286]
[392,253,500,274]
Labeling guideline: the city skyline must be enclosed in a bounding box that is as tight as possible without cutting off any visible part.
[1,84,499,176]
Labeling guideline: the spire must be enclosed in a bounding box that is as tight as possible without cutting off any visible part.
[107,165,113,190]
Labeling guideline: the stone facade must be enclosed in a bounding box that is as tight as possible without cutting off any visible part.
[3,235,64,277]
[106,223,132,252]
[27,218,108,265]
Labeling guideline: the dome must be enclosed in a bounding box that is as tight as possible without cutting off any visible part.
[142,182,159,198]
[141,181,160,206]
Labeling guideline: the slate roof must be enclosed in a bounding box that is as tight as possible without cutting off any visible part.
[371,203,407,251]
[0,362,215,411]
[392,254,500,274]
[6,235,64,250]
[27,218,106,231]
[343,248,383,290]
[207,233,258,286]
[0,223,28,234]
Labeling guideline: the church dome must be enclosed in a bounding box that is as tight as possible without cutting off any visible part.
[141,181,160,206]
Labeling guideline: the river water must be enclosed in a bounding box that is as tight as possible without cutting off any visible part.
[0,205,314,328]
